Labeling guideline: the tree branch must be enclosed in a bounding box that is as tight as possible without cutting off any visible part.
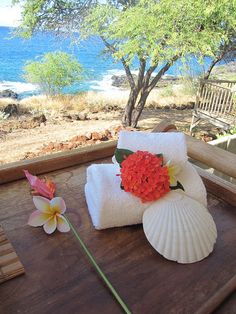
[137,58,146,90]
[100,36,135,89]
[203,45,232,79]
[143,64,158,88]
[147,55,179,91]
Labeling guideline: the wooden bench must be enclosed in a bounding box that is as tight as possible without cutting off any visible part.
[190,79,236,133]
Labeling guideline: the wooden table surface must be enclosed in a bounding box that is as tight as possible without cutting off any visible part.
[0,158,236,314]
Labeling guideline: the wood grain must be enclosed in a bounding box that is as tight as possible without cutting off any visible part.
[0,141,116,184]
[0,159,236,313]
[0,127,236,184]
[194,165,236,206]
[196,274,236,314]
[186,134,236,179]
[0,225,25,284]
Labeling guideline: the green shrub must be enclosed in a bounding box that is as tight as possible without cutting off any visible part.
[23,51,83,95]
[160,85,174,97]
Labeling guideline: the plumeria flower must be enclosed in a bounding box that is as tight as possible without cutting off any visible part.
[28,196,70,234]
[166,160,181,186]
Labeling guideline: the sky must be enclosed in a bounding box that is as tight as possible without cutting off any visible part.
[0,0,22,27]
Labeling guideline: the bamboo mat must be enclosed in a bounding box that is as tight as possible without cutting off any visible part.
[0,225,24,283]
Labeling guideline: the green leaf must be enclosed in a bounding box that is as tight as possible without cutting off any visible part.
[114,148,134,165]
[170,181,185,191]
[155,153,163,165]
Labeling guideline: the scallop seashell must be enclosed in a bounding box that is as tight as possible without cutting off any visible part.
[143,191,217,264]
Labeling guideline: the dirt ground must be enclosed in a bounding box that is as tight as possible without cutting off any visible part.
[0,107,219,165]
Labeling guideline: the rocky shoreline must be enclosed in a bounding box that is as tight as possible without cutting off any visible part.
[111,74,179,88]
[0,89,18,99]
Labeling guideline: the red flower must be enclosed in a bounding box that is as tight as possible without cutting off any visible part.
[120,151,170,203]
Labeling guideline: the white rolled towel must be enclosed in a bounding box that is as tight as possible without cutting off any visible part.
[177,161,207,207]
[85,164,151,229]
[114,131,187,166]
[114,130,207,206]
[85,162,207,230]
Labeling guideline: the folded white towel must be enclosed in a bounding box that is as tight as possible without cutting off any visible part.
[85,164,151,229]
[114,131,187,166]
[114,130,207,204]
[85,162,207,229]
[176,161,207,207]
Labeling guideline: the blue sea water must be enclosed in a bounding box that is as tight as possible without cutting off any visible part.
[0,26,213,98]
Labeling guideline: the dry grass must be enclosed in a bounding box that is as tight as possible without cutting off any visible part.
[0,83,195,115]
[0,98,16,109]
[18,92,127,114]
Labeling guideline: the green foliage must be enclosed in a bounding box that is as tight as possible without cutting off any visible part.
[15,0,236,65]
[23,51,83,95]
[81,0,236,65]
[216,126,236,139]
[230,125,236,135]
[14,0,236,125]
[13,0,94,38]
[114,148,134,165]
[160,85,174,97]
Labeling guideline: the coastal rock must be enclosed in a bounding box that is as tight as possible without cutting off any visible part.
[61,113,88,121]
[187,101,195,109]
[0,89,18,99]
[111,75,134,88]
[111,74,179,88]
[71,135,88,143]
[78,112,88,120]
[104,129,112,139]
[3,104,19,116]
[85,132,92,140]
[32,114,47,124]
[91,132,103,140]
[104,104,120,111]
[62,114,73,121]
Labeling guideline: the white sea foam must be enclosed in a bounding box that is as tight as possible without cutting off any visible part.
[89,68,177,92]
[90,69,130,91]
[90,74,120,91]
[0,81,37,94]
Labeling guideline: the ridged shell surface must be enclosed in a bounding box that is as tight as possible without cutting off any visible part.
[143,192,217,263]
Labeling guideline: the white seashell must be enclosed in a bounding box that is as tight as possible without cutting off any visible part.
[143,192,217,264]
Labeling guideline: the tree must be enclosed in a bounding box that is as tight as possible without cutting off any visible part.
[23,51,83,95]
[203,37,236,80]
[201,0,236,80]
[15,0,236,126]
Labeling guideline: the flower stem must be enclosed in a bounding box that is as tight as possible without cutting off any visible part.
[64,215,132,314]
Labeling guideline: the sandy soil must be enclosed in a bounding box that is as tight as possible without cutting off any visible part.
[0,108,217,165]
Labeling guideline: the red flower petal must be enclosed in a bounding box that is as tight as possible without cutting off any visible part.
[120,151,170,203]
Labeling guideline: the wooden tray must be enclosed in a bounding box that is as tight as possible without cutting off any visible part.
[0,123,235,313]
[0,225,24,283]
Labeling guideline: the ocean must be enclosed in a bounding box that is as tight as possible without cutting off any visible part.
[0,26,213,98]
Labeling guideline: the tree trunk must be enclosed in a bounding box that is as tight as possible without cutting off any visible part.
[131,89,149,127]
[203,58,220,80]
[122,88,139,126]
[203,50,227,80]
[122,56,179,127]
